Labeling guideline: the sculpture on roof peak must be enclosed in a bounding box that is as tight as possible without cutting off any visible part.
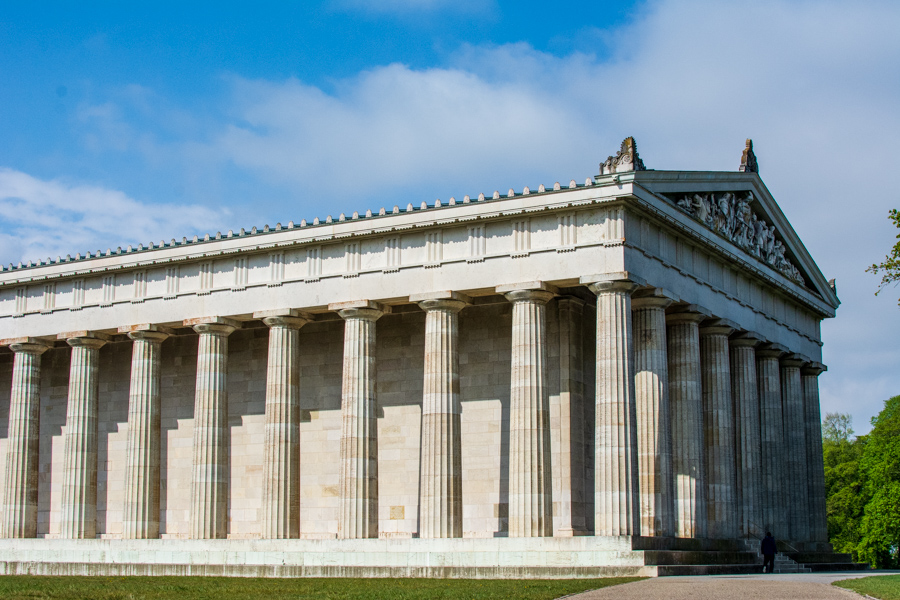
[599,136,646,175]
[739,138,759,173]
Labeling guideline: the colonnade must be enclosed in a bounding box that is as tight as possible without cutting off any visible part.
[0,277,828,544]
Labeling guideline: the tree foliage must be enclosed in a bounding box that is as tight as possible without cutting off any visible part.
[823,412,855,444]
[824,398,900,568]
[866,209,900,306]
[823,414,867,558]
[858,396,900,568]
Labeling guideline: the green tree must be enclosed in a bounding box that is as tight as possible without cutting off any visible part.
[823,412,855,443]
[823,413,867,558]
[866,209,900,306]
[857,396,900,568]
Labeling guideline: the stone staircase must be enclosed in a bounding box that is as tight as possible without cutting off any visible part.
[771,551,811,573]
[635,537,869,576]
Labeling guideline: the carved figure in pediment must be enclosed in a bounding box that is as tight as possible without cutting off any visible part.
[716,193,735,236]
[692,194,711,225]
[668,188,803,284]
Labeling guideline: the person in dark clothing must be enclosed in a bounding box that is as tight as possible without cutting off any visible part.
[761,532,777,573]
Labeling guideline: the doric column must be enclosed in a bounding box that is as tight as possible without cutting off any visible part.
[185,317,238,540]
[497,282,556,537]
[781,353,809,543]
[632,289,675,537]
[757,344,787,537]
[730,333,764,539]
[254,309,311,539]
[120,324,172,539]
[666,309,707,539]
[554,296,587,536]
[802,362,828,544]
[700,320,738,539]
[582,274,641,537]
[1,337,52,538]
[410,291,470,539]
[58,330,110,539]
[329,300,389,539]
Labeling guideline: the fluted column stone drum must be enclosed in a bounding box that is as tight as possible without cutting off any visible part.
[666,309,707,539]
[497,282,556,538]
[584,275,640,537]
[632,289,675,537]
[411,291,470,539]
[121,324,172,540]
[757,344,787,537]
[187,317,238,540]
[1,338,52,538]
[59,331,110,539]
[730,334,764,539]
[802,362,828,544]
[554,296,588,536]
[256,309,311,539]
[331,300,388,540]
[700,320,738,540]
[781,354,809,543]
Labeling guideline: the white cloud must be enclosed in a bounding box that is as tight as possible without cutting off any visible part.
[0,168,228,266]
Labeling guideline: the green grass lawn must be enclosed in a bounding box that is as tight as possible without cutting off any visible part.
[0,575,642,600]
[833,574,900,600]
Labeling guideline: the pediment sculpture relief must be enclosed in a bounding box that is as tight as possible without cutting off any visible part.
[669,191,804,285]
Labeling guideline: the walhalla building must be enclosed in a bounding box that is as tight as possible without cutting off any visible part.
[0,139,860,577]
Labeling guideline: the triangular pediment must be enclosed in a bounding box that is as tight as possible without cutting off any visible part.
[627,170,839,312]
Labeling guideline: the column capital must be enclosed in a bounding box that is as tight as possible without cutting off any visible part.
[254,308,313,330]
[410,290,471,313]
[185,316,239,336]
[665,305,712,325]
[119,323,174,343]
[632,287,677,310]
[699,318,738,338]
[58,330,110,350]
[3,337,53,355]
[781,353,809,368]
[330,299,390,321]
[580,272,645,295]
[801,362,827,377]
[730,331,765,348]
[496,281,558,305]
[756,342,789,359]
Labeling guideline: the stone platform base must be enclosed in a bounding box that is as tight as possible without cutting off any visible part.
[0,537,864,578]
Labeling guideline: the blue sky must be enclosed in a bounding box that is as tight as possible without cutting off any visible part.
[1,0,899,434]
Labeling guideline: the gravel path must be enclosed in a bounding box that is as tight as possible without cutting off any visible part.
[567,572,900,600]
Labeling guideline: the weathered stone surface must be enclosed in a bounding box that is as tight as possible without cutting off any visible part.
[121,326,171,539]
[666,311,707,539]
[416,293,469,539]
[188,318,237,539]
[730,334,763,539]
[500,283,556,537]
[2,339,51,538]
[59,332,109,539]
[781,354,809,543]
[700,321,737,540]
[587,278,639,537]
[331,302,386,539]
[632,291,674,537]
[757,345,787,537]
[256,310,310,539]
[802,363,828,543]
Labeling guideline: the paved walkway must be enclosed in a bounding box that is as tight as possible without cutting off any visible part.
[568,571,900,600]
